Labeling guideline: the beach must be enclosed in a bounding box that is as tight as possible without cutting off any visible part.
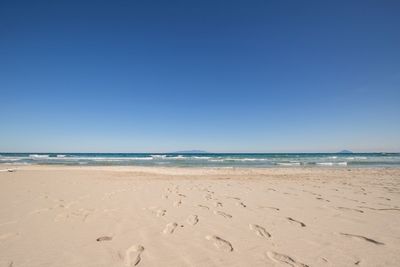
[1,165,399,267]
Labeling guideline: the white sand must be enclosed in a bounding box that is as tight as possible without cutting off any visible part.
[0,166,399,266]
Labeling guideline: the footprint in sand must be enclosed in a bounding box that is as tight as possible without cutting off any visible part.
[54,209,91,223]
[187,215,199,226]
[125,245,145,266]
[165,187,172,192]
[163,222,178,234]
[174,200,182,207]
[287,217,306,227]
[205,235,233,252]
[225,196,241,200]
[316,197,330,202]
[204,194,213,201]
[145,207,166,217]
[336,207,364,213]
[266,251,309,267]
[340,233,384,245]
[214,201,223,208]
[236,202,247,208]
[249,224,271,238]
[214,210,232,219]
[197,205,210,210]
[357,206,400,211]
[156,209,166,217]
[258,206,280,211]
[96,236,112,242]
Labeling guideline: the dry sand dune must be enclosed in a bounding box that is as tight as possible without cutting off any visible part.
[0,166,399,266]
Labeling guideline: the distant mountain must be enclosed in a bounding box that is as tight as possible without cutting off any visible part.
[172,150,208,154]
[338,150,353,154]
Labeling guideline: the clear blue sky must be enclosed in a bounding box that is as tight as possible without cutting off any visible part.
[1,0,399,153]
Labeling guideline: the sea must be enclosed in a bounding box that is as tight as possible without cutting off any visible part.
[1,153,399,168]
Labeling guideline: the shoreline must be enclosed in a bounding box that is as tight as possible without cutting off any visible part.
[3,163,400,171]
[2,164,400,181]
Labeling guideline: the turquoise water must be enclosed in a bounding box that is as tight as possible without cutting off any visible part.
[1,153,399,167]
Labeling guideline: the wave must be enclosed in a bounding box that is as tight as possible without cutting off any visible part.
[224,158,268,162]
[206,157,269,163]
[26,156,154,161]
[1,153,398,167]
[167,155,185,160]
[316,162,347,166]
[190,156,212,160]
[29,154,50,158]
[346,157,367,160]
[77,156,153,161]
[276,162,301,166]
[152,155,211,160]
[0,157,23,162]
[151,155,167,159]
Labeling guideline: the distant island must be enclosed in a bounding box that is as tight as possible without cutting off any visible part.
[337,150,353,154]
[172,150,208,154]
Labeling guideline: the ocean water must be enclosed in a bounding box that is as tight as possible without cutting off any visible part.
[0,153,399,168]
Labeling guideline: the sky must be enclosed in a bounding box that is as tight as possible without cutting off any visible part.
[0,0,399,153]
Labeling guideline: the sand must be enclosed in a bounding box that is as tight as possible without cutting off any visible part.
[0,165,399,267]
